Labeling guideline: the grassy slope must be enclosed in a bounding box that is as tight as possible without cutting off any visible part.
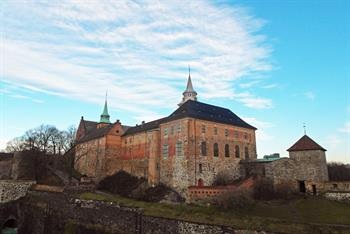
[79,192,350,233]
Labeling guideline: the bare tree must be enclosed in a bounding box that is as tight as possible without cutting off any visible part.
[5,124,76,155]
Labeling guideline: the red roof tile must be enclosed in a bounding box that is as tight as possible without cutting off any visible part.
[287,135,326,152]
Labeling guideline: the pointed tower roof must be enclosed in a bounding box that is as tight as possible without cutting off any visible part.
[287,135,326,152]
[184,66,196,94]
[179,66,198,106]
[100,93,111,124]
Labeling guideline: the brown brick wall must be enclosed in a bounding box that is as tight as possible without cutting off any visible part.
[75,117,257,197]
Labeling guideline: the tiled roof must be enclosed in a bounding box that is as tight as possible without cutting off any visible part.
[77,120,133,143]
[122,100,256,136]
[83,120,98,134]
[167,100,256,130]
[123,117,168,135]
[287,135,326,152]
[77,124,114,143]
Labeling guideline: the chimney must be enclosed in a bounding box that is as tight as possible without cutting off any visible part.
[142,121,145,125]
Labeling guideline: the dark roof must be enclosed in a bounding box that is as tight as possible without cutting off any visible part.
[123,117,168,135]
[77,124,114,143]
[83,120,98,134]
[122,100,256,136]
[167,100,256,130]
[287,135,326,152]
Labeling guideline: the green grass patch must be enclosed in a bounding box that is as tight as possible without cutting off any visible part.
[79,192,350,233]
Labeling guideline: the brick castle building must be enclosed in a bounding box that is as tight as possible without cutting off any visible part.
[74,72,258,195]
[74,71,330,197]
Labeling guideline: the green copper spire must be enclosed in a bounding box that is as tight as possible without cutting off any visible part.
[100,92,111,124]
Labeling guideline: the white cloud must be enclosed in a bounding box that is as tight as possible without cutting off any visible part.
[339,122,350,133]
[325,135,343,148]
[304,91,315,101]
[1,0,273,120]
[261,83,278,89]
[239,96,273,109]
[242,117,274,142]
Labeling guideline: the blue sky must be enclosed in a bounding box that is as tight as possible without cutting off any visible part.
[1,0,349,162]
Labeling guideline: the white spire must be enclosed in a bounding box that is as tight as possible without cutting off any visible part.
[178,66,197,106]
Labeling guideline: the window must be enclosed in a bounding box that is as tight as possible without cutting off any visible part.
[245,147,249,159]
[164,128,168,137]
[225,129,228,137]
[170,126,174,135]
[176,141,183,157]
[235,145,240,158]
[177,124,181,132]
[234,131,239,138]
[225,144,230,157]
[213,143,219,157]
[201,141,207,156]
[244,133,248,140]
[162,144,169,159]
[214,127,218,135]
[199,163,203,173]
[201,125,206,133]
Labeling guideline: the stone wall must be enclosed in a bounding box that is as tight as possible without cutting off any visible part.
[289,150,329,182]
[0,180,35,203]
[242,150,329,192]
[159,118,256,198]
[0,159,12,180]
[0,191,271,234]
[324,192,350,202]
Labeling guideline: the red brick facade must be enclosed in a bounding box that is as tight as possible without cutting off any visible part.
[74,113,257,197]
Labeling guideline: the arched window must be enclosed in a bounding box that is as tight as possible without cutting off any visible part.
[225,144,230,157]
[235,145,240,158]
[201,141,207,156]
[245,147,249,159]
[213,143,219,157]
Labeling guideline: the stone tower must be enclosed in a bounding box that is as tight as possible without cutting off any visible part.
[287,134,329,182]
[178,67,197,106]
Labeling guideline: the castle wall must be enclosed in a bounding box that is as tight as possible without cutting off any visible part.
[289,150,329,182]
[74,137,107,179]
[74,116,257,198]
[159,118,257,197]
[243,150,329,191]
[193,119,256,188]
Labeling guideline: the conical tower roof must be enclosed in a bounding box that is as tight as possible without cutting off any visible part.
[287,135,326,152]
[184,74,195,93]
[100,96,111,124]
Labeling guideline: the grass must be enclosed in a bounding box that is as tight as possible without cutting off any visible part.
[79,192,350,233]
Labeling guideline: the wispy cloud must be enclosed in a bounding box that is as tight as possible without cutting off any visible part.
[339,122,350,133]
[239,96,273,109]
[304,91,316,101]
[1,0,273,121]
[243,117,274,142]
[325,134,343,148]
[261,83,278,89]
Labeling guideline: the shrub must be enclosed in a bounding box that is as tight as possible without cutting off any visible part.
[253,178,295,200]
[214,188,254,210]
[212,172,236,186]
[97,171,145,197]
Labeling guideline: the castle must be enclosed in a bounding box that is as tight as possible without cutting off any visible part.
[74,71,329,197]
